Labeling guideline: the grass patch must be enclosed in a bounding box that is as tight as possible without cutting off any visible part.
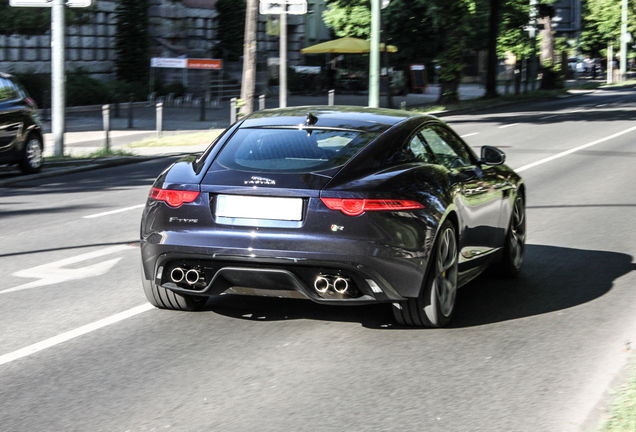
[45,148,134,162]
[601,79,636,88]
[599,365,636,432]
[410,88,570,114]
[127,130,223,148]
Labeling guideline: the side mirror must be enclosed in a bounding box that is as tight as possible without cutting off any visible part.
[480,146,506,166]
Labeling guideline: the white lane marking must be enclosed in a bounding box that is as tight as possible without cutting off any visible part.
[540,115,557,120]
[83,204,145,219]
[460,133,479,138]
[0,245,135,294]
[499,123,520,129]
[596,104,606,107]
[0,304,154,367]
[516,125,636,173]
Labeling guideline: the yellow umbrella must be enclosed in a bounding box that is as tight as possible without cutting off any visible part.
[301,37,398,54]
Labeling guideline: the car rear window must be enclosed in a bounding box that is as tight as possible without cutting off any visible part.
[214,128,377,173]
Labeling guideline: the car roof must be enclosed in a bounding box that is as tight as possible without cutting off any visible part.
[241,105,434,132]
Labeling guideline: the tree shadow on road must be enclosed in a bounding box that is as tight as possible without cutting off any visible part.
[205,244,635,329]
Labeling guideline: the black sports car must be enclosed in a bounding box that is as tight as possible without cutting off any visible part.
[0,72,44,174]
[140,106,525,327]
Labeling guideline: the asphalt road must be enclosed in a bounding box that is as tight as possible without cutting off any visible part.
[1,88,636,432]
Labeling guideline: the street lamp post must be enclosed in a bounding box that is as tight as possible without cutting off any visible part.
[368,0,380,108]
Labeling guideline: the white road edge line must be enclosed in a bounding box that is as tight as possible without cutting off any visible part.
[83,204,145,219]
[460,133,479,138]
[499,123,519,129]
[540,115,557,120]
[0,303,154,367]
[516,125,636,173]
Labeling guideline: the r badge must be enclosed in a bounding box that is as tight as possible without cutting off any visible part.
[331,224,344,232]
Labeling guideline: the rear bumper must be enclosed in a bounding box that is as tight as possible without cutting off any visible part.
[140,240,431,304]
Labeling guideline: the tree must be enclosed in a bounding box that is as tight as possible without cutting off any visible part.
[580,0,636,57]
[214,0,246,60]
[114,0,150,84]
[323,0,371,38]
[485,0,502,98]
[239,0,257,117]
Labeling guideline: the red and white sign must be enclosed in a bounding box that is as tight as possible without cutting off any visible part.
[186,59,222,70]
[151,58,222,70]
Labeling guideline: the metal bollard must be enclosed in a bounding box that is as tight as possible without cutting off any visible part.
[259,94,265,111]
[127,93,134,128]
[199,96,206,121]
[114,92,120,118]
[230,97,237,124]
[102,104,110,151]
[156,102,163,139]
[328,89,335,106]
[400,101,406,111]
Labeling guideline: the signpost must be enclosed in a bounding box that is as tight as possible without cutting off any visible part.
[10,0,93,6]
[9,0,94,157]
[259,0,306,108]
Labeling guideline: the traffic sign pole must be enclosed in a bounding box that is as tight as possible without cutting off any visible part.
[368,0,380,108]
[279,10,287,108]
[52,0,65,156]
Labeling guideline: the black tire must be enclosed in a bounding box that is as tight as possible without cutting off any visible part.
[497,193,526,277]
[142,269,208,311]
[392,220,459,327]
[19,134,44,174]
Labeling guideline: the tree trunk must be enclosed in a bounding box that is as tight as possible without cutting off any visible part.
[484,0,500,98]
[540,15,553,67]
[239,0,258,117]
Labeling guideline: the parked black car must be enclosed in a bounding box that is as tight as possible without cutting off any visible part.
[140,106,526,327]
[0,72,44,174]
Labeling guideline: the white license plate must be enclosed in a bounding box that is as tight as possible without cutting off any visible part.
[216,195,303,221]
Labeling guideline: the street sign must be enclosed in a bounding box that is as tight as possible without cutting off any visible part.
[259,0,307,15]
[151,58,223,70]
[10,0,93,7]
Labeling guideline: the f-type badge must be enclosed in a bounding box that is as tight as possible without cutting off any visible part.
[244,176,276,186]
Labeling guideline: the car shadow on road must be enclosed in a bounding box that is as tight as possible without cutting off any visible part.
[449,244,636,328]
[205,244,635,330]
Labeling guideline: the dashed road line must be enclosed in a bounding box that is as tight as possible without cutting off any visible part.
[0,304,154,367]
[460,133,479,138]
[499,123,520,129]
[516,125,636,173]
[83,204,145,219]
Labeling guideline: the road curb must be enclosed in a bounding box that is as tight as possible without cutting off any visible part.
[0,155,174,188]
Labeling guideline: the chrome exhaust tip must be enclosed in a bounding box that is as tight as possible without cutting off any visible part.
[185,269,202,285]
[314,276,330,294]
[171,267,185,283]
[333,277,349,294]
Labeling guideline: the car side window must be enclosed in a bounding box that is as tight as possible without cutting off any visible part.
[420,126,473,169]
[0,78,13,102]
[407,133,434,163]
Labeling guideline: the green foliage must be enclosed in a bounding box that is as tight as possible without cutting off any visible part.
[580,0,636,57]
[323,0,371,38]
[0,0,94,36]
[114,0,150,84]
[214,0,246,60]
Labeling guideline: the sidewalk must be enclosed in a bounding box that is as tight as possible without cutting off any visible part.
[41,84,502,158]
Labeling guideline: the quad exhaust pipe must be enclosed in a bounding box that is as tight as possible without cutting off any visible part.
[170,267,205,286]
[314,275,351,295]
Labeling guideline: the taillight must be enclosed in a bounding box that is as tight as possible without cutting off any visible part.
[321,198,425,216]
[149,188,200,207]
